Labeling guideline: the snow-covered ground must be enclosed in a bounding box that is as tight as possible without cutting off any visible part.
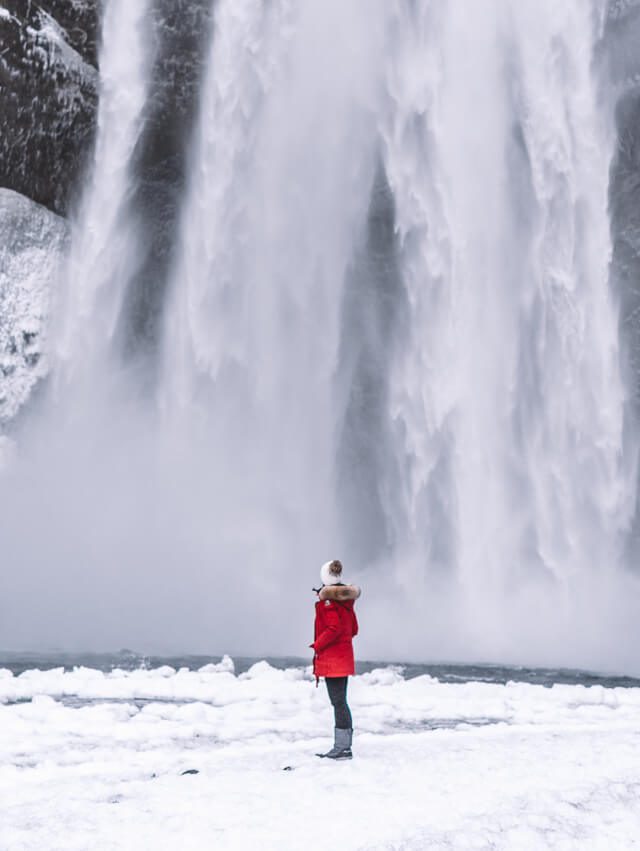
[2,660,640,850]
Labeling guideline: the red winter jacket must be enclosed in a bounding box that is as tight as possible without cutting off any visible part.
[312,596,358,678]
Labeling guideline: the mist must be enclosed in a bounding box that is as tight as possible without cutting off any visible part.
[2,0,640,674]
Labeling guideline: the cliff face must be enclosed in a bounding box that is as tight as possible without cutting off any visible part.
[0,1,100,216]
[0,0,213,223]
[119,0,213,357]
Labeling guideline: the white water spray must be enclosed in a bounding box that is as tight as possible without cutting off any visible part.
[161,0,387,577]
[54,0,153,387]
[1,0,639,669]
[376,0,639,662]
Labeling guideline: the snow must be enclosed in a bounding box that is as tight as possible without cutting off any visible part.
[0,189,69,426]
[2,661,640,849]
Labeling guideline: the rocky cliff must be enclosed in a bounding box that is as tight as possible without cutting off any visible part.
[0,1,100,216]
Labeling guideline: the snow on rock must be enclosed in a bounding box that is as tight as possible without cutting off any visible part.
[27,10,98,88]
[0,189,69,425]
[1,660,639,849]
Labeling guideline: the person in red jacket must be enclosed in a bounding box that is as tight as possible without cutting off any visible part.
[310,559,361,760]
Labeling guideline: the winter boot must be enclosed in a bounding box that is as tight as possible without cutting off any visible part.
[316,727,353,759]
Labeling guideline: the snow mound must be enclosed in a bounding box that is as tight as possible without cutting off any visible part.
[0,189,69,425]
[3,659,640,731]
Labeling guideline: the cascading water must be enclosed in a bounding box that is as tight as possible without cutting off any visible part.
[375,1,639,660]
[1,0,639,669]
[160,0,387,591]
[54,0,153,387]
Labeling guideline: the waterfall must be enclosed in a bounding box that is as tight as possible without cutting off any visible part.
[368,0,640,662]
[378,1,635,610]
[1,0,639,668]
[160,0,387,581]
[54,0,153,388]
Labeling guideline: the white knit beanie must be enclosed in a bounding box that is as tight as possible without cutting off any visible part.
[320,559,343,586]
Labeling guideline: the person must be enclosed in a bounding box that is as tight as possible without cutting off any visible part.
[310,559,361,760]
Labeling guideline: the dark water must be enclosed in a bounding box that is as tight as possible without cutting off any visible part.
[2,650,639,689]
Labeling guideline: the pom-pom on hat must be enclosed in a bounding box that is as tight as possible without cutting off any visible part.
[320,559,343,586]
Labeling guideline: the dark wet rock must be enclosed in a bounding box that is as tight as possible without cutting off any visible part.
[605,1,640,407]
[35,0,101,67]
[116,0,213,360]
[0,1,100,216]
[611,93,640,404]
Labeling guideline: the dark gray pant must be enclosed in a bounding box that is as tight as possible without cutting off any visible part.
[325,676,352,730]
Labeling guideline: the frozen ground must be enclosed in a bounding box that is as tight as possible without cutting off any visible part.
[2,659,640,850]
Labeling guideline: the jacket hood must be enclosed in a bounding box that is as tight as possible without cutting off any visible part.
[319,584,361,602]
